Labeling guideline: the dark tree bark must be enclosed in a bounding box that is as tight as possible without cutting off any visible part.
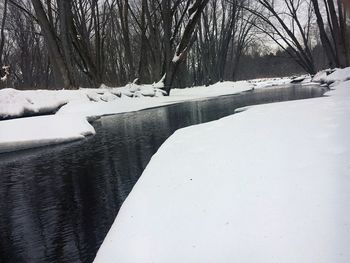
[217,2,237,82]
[31,0,75,89]
[311,0,337,67]
[57,0,76,87]
[138,0,150,83]
[162,0,210,95]
[117,0,135,82]
[311,0,350,68]
[0,0,8,83]
[70,0,109,87]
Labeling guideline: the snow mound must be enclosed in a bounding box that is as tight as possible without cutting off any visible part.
[116,84,166,98]
[0,115,95,153]
[24,90,69,113]
[325,67,350,84]
[311,68,350,84]
[0,88,35,119]
[100,83,166,99]
[249,77,292,89]
[0,88,68,119]
[312,70,329,83]
[85,85,166,101]
[0,84,166,120]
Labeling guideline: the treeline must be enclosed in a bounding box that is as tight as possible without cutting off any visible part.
[0,0,349,93]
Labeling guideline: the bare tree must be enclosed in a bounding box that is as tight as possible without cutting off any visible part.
[246,0,316,74]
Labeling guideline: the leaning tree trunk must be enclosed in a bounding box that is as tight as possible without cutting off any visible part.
[163,0,210,95]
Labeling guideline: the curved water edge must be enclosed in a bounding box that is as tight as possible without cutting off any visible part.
[0,85,326,263]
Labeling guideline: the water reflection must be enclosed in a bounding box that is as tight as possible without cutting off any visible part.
[0,85,325,263]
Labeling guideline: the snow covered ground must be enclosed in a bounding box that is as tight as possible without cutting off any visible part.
[94,69,350,263]
[0,77,295,153]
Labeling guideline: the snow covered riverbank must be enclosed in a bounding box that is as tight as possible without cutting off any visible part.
[0,116,95,153]
[94,69,350,263]
[0,77,294,153]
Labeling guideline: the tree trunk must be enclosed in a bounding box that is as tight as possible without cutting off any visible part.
[0,0,8,84]
[163,0,210,95]
[31,0,74,89]
[311,0,338,67]
[117,0,135,82]
[57,0,76,87]
[138,0,149,83]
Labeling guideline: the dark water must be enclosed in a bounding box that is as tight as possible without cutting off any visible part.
[0,85,326,263]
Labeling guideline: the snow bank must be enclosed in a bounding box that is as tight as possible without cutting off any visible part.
[170,81,252,98]
[312,67,350,85]
[56,81,257,118]
[312,67,350,84]
[249,77,295,89]
[0,76,296,121]
[0,115,95,153]
[312,70,329,83]
[0,88,36,119]
[0,88,69,119]
[95,75,350,262]
[325,67,350,84]
[0,84,166,120]
[1,77,292,121]
[58,80,287,119]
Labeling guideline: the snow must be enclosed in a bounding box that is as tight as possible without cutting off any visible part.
[311,67,350,85]
[0,115,95,153]
[325,67,350,83]
[312,70,328,83]
[94,72,350,262]
[249,77,296,88]
[312,68,338,83]
[0,88,74,119]
[0,88,36,119]
[153,74,166,89]
[172,54,181,63]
